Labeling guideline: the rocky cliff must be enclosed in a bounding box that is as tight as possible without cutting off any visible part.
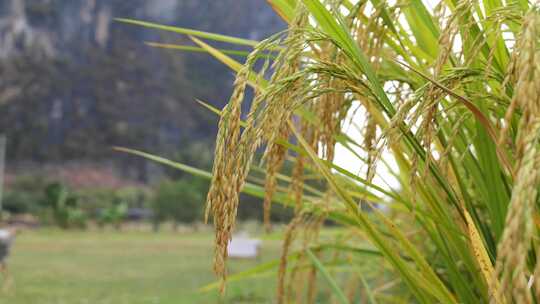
[0,0,285,180]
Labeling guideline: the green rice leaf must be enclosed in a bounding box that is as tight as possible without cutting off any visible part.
[306,249,349,304]
[116,18,260,46]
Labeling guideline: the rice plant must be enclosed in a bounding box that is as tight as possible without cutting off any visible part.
[119,0,540,302]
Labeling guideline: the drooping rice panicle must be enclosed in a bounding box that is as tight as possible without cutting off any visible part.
[492,7,540,303]
[204,2,310,291]
[263,125,289,232]
[277,214,304,304]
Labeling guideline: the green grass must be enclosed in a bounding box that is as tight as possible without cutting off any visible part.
[0,229,282,304]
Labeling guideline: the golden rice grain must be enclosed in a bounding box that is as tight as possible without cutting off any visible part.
[492,8,539,303]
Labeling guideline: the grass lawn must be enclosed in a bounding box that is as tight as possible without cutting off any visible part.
[0,229,282,304]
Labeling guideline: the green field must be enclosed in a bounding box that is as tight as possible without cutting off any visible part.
[0,229,282,304]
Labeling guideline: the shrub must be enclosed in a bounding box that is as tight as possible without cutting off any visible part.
[42,182,87,229]
[97,200,128,230]
[152,178,206,230]
[2,175,48,215]
[78,186,150,218]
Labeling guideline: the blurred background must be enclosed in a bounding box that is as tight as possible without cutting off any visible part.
[0,1,291,303]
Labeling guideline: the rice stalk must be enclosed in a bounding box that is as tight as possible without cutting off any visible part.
[125,0,540,302]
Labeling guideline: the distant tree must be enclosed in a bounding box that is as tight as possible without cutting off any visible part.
[152,178,207,231]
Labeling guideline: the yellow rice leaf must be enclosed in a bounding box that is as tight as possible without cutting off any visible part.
[463,209,504,304]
